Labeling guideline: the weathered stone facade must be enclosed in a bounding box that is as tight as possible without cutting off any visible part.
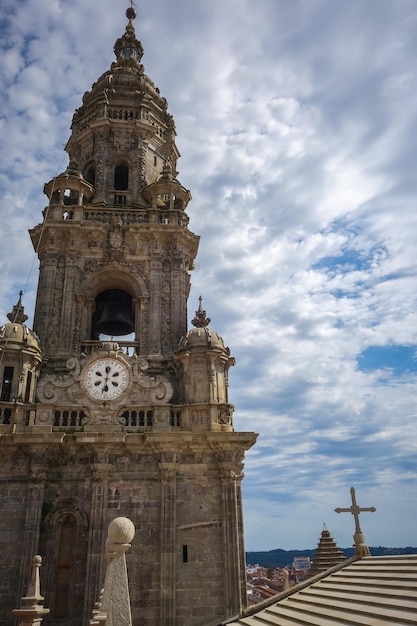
[0,8,256,626]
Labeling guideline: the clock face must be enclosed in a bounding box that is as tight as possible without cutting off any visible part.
[84,358,129,400]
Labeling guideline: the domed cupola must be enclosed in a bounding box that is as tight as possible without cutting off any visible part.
[63,6,182,208]
[0,293,43,428]
[174,297,236,431]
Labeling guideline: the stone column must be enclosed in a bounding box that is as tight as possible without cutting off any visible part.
[170,260,183,351]
[149,260,162,354]
[60,260,78,352]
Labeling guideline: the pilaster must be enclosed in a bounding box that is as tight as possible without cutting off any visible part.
[17,474,46,608]
[83,463,111,624]
[220,463,246,617]
[158,461,177,626]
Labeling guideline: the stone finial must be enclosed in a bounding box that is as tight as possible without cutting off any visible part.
[191,296,211,328]
[12,555,50,625]
[126,2,137,22]
[90,517,135,626]
[7,291,28,324]
[106,517,135,563]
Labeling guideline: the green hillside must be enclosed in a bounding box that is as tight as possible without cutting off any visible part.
[246,546,417,568]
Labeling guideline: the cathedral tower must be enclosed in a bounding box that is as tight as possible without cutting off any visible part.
[0,7,256,626]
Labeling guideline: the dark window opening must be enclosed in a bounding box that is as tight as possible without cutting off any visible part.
[1,408,11,425]
[24,371,33,403]
[63,188,78,206]
[1,366,14,401]
[114,164,129,190]
[182,545,188,563]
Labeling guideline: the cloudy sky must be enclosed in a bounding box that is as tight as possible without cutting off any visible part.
[1,0,417,552]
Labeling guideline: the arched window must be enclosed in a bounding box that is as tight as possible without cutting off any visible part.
[41,500,89,621]
[84,165,96,186]
[114,164,129,190]
[1,366,14,401]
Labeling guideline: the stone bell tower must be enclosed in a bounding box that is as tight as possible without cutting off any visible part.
[0,7,256,626]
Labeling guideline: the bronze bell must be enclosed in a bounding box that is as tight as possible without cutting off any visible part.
[94,289,134,337]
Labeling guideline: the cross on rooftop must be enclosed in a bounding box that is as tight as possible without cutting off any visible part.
[335,487,376,556]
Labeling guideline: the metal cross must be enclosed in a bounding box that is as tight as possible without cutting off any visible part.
[335,486,376,534]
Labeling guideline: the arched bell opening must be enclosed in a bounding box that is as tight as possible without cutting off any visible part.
[91,289,134,338]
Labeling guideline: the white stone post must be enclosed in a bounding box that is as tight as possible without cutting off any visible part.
[89,517,135,626]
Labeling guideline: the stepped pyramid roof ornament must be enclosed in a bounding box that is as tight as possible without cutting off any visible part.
[7,291,28,325]
[192,296,211,328]
[307,525,346,577]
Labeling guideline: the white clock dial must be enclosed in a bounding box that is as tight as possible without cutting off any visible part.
[84,358,128,400]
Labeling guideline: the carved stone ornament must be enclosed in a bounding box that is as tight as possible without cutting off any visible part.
[36,342,174,428]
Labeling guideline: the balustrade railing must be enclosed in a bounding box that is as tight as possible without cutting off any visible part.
[83,208,149,224]
[81,340,140,356]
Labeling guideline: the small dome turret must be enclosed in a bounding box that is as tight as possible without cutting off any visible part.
[0,293,42,355]
[176,296,228,353]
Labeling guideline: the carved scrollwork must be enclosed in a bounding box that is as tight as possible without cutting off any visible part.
[66,357,82,378]
[129,370,173,405]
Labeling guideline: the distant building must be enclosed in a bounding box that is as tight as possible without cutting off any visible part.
[292,556,311,571]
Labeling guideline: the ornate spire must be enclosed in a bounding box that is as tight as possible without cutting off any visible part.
[191,296,211,328]
[114,3,144,65]
[7,291,28,324]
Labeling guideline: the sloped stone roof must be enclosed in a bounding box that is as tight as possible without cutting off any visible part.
[225,554,417,625]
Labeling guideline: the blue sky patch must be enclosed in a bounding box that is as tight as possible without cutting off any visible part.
[313,248,367,274]
[357,345,417,375]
